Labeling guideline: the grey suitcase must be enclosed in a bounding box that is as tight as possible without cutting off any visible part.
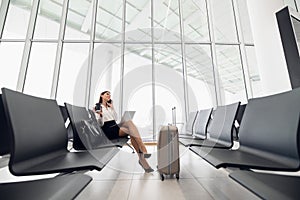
[157,125,180,181]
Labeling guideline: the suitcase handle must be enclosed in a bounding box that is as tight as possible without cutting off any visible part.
[172,106,176,126]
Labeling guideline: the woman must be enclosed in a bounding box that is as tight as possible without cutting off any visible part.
[95,91,153,173]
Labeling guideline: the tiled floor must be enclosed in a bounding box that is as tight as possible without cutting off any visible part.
[75,145,260,200]
[0,144,260,199]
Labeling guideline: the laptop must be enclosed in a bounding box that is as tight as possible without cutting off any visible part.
[120,111,136,123]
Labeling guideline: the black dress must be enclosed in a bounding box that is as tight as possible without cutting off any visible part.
[101,120,120,140]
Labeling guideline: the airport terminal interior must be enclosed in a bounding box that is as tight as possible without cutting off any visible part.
[1,0,300,199]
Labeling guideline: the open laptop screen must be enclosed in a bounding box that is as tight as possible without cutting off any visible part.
[120,111,135,123]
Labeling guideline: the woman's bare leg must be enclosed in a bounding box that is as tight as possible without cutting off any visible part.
[119,120,147,153]
[137,151,151,169]
[126,132,140,153]
[119,125,152,170]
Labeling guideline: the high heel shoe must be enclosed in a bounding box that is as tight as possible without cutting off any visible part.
[138,150,151,159]
[138,160,154,173]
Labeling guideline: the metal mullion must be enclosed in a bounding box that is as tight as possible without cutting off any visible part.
[124,41,153,45]
[245,43,254,47]
[50,0,69,99]
[153,41,182,45]
[151,0,155,140]
[215,42,240,45]
[94,40,123,44]
[30,39,59,43]
[206,0,220,106]
[94,39,122,43]
[120,0,126,115]
[16,0,40,92]
[178,0,189,122]
[0,0,9,39]
[85,0,98,108]
[62,40,91,43]
[294,0,299,12]
[0,39,25,42]
[232,0,252,100]
[184,41,211,45]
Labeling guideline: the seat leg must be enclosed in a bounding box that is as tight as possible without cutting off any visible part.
[126,142,135,153]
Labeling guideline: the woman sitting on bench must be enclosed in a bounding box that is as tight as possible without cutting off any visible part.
[94,90,154,173]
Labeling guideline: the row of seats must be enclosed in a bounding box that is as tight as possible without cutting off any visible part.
[179,102,242,148]
[0,88,121,199]
[180,88,300,200]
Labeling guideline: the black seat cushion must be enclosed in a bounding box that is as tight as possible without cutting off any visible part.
[229,170,300,200]
[0,174,92,200]
[0,94,11,155]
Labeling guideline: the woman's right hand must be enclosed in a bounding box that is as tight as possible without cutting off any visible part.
[95,110,103,117]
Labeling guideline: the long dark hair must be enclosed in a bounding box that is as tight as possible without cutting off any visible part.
[96,91,110,108]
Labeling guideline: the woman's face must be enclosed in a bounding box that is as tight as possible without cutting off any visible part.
[101,92,111,102]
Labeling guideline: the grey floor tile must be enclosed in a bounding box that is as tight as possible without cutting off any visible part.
[197,177,261,200]
[127,179,214,200]
[75,180,132,200]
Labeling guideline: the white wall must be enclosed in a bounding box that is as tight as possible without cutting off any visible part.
[247,0,292,96]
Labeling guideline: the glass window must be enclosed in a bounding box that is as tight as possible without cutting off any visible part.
[296,0,300,11]
[185,44,216,110]
[245,45,263,98]
[182,0,210,42]
[0,42,24,90]
[125,0,151,42]
[23,43,57,98]
[211,0,238,43]
[2,0,32,39]
[236,0,253,44]
[56,43,89,106]
[154,44,185,133]
[285,0,297,10]
[154,0,181,42]
[123,44,152,139]
[90,43,122,108]
[33,0,63,39]
[95,0,123,41]
[64,0,92,40]
[215,45,247,104]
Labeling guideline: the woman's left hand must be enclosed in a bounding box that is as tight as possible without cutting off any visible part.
[107,102,113,108]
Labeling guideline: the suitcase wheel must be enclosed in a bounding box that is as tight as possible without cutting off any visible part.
[176,174,179,180]
[160,174,164,181]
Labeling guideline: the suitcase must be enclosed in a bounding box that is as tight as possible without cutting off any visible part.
[157,125,180,181]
